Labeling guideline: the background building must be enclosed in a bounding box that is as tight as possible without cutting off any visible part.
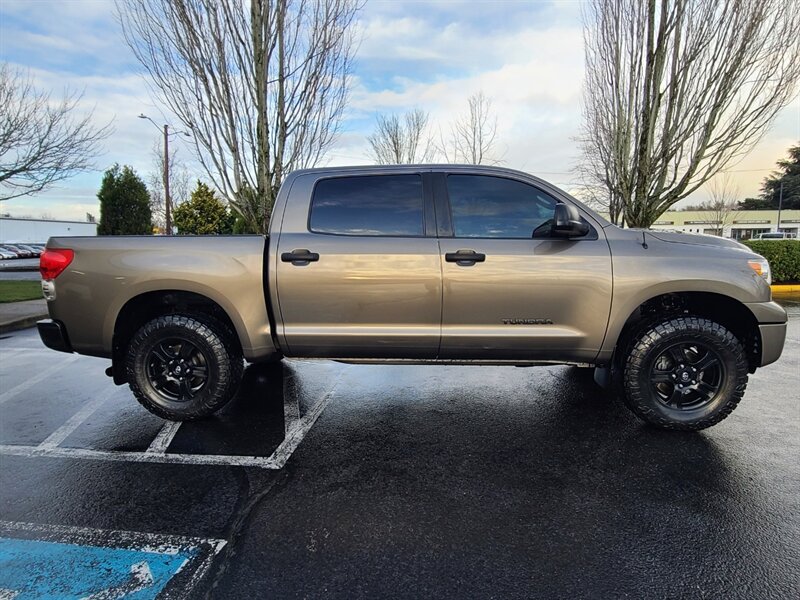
[0,217,97,243]
[597,209,800,239]
[650,209,800,239]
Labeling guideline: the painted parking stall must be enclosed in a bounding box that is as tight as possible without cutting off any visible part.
[0,328,345,597]
[0,338,344,469]
[0,521,225,599]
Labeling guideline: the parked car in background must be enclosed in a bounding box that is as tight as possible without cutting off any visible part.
[0,244,32,258]
[0,248,17,259]
[16,244,42,257]
[756,232,797,240]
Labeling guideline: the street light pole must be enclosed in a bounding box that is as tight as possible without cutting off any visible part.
[163,124,171,235]
[777,180,784,234]
[138,114,189,235]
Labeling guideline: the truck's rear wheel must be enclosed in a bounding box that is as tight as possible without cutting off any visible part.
[126,314,243,421]
[622,316,748,431]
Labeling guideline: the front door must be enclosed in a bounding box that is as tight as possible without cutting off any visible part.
[436,173,613,362]
[275,172,442,359]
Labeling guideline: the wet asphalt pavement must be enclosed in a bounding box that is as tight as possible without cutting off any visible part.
[0,301,798,599]
[0,259,40,280]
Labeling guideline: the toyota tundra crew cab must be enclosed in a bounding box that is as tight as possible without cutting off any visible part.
[37,166,787,430]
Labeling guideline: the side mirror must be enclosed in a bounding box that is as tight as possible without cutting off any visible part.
[552,203,590,238]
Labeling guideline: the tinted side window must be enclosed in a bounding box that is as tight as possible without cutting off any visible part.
[310,175,424,236]
[447,175,558,238]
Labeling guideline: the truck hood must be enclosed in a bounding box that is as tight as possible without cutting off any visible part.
[643,230,751,252]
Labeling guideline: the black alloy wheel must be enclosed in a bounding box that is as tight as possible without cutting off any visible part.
[126,314,243,420]
[649,342,725,411]
[146,337,210,403]
[622,316,748,431]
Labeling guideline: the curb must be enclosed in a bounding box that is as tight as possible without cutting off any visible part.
[0,266,39,272]
[771,284,800,293]
[0,313,48,335]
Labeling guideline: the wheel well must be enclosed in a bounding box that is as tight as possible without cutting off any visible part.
[111,290,241,384]
[614,292,761,372]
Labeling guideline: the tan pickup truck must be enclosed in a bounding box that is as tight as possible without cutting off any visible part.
[37,165,787,430]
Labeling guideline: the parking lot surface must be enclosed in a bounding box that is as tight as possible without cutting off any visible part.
[0,300,798,598]
[0,259,40,278]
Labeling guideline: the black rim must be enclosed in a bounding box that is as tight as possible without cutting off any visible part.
[650,342,725,411]
[146,337,209,403]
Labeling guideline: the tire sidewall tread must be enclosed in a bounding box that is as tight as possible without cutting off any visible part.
[126,314,244,421]
[623,316,748,431]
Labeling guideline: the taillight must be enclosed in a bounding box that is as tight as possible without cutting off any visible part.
[40,248,74,280]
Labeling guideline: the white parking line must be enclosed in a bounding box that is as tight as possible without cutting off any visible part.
[0,444,283,468]
[38,387,116,449]
[269,374,341,468]
[146,421,182,454]
[0,356,79,405]
[0,370,343,469]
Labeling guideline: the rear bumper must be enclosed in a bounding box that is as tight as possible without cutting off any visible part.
[37,319,73,354]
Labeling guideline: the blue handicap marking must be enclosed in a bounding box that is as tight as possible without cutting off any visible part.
[0,522,226,600]
[0,538,196,599]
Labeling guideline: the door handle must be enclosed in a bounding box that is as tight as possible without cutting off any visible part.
[445,250,486,265]
[281,249,320,265]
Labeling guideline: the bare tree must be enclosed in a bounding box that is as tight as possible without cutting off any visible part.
[147,140,191,230]
[117,0,362,233]
[0,63,112,201]
[579,0,800,228]
[572,179,620,222]
[438,92,501,164]
[697,174,739,236]
[367,109,434,165]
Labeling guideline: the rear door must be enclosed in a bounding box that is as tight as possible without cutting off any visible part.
[435,173,613,362]
[275,172,442,358]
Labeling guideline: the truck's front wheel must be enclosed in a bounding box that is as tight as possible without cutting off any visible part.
[622,316,748,431]
[126,314,243,421]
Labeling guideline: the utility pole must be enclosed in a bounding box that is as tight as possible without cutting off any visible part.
[163,124,171,235]
[777,180,784,233]
[138,114,190,235]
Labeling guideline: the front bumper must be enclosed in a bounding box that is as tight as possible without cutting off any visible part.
[744,301,788,367]
[37,319,73,354]
[759,322,786,367]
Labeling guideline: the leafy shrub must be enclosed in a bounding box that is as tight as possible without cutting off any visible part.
[742,240,800,283]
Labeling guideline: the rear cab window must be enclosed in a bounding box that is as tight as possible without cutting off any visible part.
[309,174,424,237]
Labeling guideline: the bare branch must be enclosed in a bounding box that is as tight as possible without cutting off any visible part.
[147,140,191,229]
[0,63,112,201]
[117,0,363,233]
[438,91,501,165]
[691,173,740,235]
[367,109,434,164]
[577,0,800,228]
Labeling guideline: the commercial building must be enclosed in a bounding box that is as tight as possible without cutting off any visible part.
[0,217,97,244]
[649,209,799,239]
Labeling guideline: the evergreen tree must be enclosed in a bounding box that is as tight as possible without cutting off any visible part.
[173,181,234,235]
[97,164,153,235]
[739,144,800,210]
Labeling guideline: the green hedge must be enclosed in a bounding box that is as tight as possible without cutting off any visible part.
[742,240,800,284]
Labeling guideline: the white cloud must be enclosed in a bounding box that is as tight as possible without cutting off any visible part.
[1,0,797,220]
[339,20,586,173]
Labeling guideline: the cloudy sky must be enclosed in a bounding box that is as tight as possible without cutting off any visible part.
[1,0,798,221]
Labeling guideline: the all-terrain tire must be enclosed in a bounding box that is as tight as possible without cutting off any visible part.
[126,314,244,421]
[622,316,748,431]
